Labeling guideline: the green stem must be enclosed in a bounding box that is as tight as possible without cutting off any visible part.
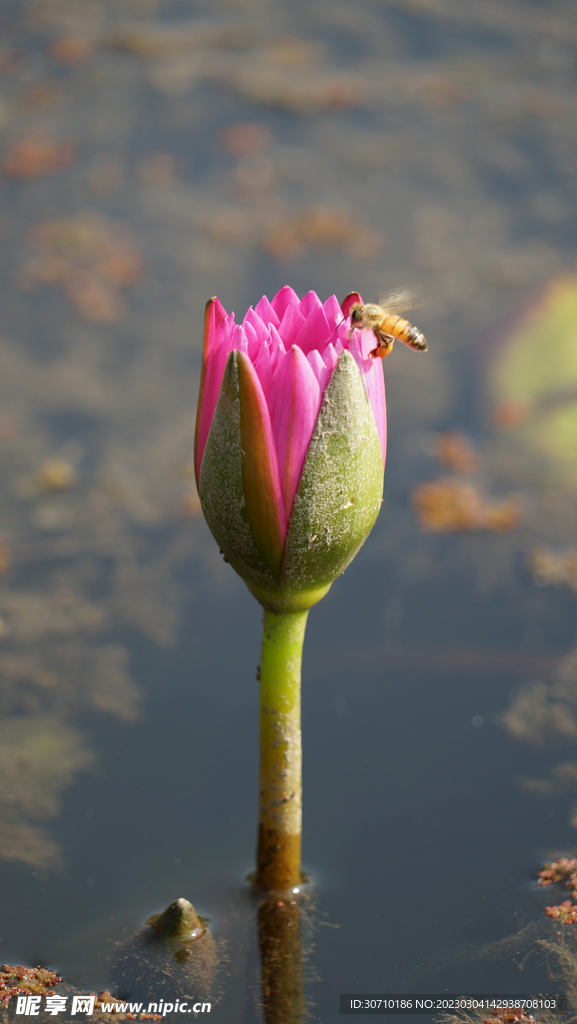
[256,606,309,891]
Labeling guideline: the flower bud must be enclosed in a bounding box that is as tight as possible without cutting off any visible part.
[195,287,386,612]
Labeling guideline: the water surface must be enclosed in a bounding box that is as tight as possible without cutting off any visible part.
[1,1,577,1020]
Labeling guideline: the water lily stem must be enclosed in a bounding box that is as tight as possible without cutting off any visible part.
[256,606,308,891]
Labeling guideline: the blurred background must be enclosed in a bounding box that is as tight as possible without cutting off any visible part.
[1,0,577,1020]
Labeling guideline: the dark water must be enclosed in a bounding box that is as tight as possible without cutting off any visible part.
[1,0,577,1021]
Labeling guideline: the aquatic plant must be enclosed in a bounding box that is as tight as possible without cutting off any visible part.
[195,286,386,890]
[485,1011,541,1024]
[545,901,577,924]
[538,857,577,892]
[0,965,61,1006]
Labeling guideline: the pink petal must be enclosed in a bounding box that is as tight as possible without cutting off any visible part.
[322,342,340,374]
[355,326,376,361]
[195,299,232,479]
[366,361,387,466]
[255,294,280,327]
[271,285,300,320]
[266,325,287,375]
[323,294,347,330]
[299,290,324,318]
[341,291,363,317]
[307,348,335,395]
[268,345,322,520]
[277,300,306,348]
[243,319,261,361]
[230,322,248,355]
[253,341,275,394]
[293,292,332,354]
[236,352,287,552]
[243,307,270,347]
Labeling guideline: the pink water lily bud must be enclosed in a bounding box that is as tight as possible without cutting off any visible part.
[194,287,386,612]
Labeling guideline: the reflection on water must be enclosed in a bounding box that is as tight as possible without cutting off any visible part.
[502,642,577,832]
[501,644,577,747]
[0,715,93,869]
[257,894,304,1024]
[490,278,577,491]
[493,276,577,824]
[1,0,577,1018]
[435,923,577,1024]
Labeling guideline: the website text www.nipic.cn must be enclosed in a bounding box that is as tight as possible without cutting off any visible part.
[15,995,212,1015]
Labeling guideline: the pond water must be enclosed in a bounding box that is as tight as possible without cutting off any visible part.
[2,0,577,1021]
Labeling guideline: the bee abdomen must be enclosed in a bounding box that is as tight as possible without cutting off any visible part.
[405,324,427,350]
[389,316,427,352]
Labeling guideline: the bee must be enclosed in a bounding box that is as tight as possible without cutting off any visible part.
[348,288,427,359]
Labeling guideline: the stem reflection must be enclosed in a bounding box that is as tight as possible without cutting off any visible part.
[257,892,304,1024]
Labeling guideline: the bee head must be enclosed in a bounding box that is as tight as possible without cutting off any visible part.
[349,305,363,325]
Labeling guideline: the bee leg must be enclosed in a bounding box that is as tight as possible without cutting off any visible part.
[371,335,395,359]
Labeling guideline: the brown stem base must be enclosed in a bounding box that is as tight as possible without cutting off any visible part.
[256,824,302,893]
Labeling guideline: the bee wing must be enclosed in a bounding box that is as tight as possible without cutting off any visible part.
[378,285,422,314]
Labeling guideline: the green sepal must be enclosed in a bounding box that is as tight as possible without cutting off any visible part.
[280,350,383,598]
[199,352,280,594]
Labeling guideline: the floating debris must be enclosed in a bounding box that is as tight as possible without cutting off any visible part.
[0,49,24,75]
[412,479,521,532]
[21,213,144,322]
[136,153,180,187]
[220,121,271,157]
[1,133,77,179]
[415,74,466,108]
[20,82,66,109]
[537,857,577,922]
[38,460,77,492]
[530,547,577,591]
[0,415,17,441]
[225,64,365,113]
[106,20,249,57]
[84,156,125,198]
[432,431,479,474]
[262,205,382,262]
[48,35,97,63]
[200,206,253,246]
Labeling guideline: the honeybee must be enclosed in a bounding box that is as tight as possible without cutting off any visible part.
[348,288,427,359]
